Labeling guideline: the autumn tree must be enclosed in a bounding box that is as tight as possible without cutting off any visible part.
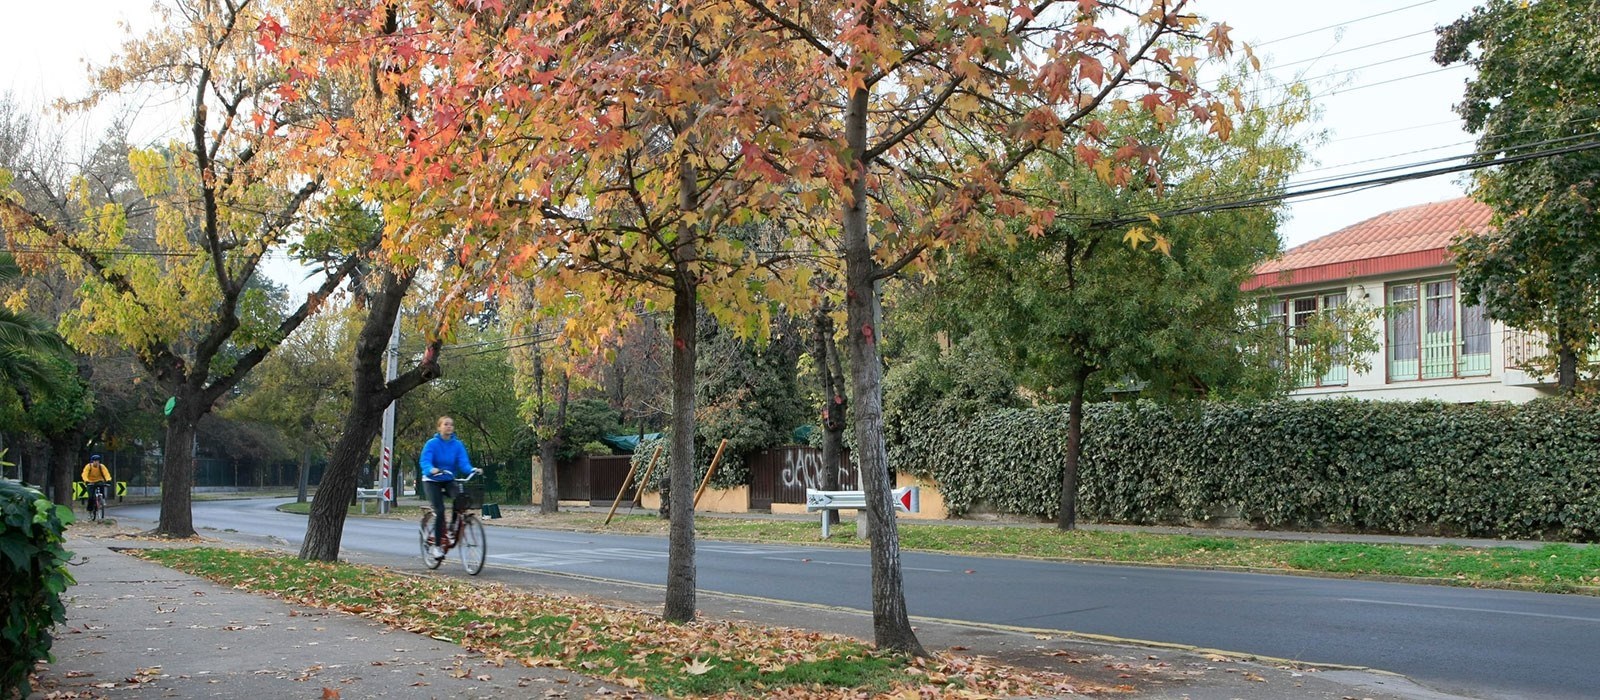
[515,10,811,623]
[1436,0,1600,392]
[293,206,448,561]
[271,0,817,621]
[743,0,1240,653]
[0,1,371,536]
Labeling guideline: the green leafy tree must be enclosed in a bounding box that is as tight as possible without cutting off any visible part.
[223,303,354,502]
[0,254,68,418]
[894,87,1352,529]
[688,313,809,487]
[1436,0,1600,392]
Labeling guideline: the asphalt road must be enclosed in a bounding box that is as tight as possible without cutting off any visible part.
[114,499,1600,700]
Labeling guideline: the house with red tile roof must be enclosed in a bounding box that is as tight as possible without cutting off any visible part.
[1246,197,1553,402]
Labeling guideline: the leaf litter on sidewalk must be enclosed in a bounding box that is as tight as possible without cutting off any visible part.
[136,547,1116,698]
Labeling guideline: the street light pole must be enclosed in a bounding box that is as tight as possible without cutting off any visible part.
[379,320,400,514]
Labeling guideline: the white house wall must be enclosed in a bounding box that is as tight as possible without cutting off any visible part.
[1272,269,1556,404]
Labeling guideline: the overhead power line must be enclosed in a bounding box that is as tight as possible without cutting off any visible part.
[1266,29,1436,70]
[1083,137,1600,230]
[1253,0,1442,48]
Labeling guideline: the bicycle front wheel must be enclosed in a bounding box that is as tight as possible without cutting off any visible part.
[419,511,442,570]
[459,515,486,575]
[95,496,105,520]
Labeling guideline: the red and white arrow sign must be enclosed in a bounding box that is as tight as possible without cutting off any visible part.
[892,486,920,513]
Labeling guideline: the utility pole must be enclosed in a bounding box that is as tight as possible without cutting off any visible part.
[379,320,400,514]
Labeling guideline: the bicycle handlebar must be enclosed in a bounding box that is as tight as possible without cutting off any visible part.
[423,468,481,482]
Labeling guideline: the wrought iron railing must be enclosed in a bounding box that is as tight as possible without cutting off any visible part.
[1503,328,1549,371]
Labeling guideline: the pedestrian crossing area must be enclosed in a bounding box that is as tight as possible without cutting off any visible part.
[489,543,800,569]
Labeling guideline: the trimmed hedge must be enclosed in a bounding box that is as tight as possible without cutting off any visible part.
[901,399,1600,541]
[1,479,75,697]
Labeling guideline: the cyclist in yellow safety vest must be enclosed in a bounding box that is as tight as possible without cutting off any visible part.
[81,455,112,506]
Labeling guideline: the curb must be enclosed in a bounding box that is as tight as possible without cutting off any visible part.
[400,554,1394,676]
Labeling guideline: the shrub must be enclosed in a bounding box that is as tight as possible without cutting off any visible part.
[904,398,1600,541]
[1,479,75,697]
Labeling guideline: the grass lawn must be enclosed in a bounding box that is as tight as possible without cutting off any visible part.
[501,512,1600,592]
[138,547,1096,698]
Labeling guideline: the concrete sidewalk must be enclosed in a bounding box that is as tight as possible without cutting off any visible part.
[31,526,649,699]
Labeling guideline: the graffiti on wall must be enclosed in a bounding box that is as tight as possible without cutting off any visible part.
[779,448,855,491]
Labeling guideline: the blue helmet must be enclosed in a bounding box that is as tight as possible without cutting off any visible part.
[91,454,101,460]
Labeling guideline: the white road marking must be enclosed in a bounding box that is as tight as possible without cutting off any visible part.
[762,556,952,573]
[1340,598,1600,623]
[488,545,808,569]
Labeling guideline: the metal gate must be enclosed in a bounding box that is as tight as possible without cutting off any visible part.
[586,455,637,506]
[556,455,636,505]
[748,446,855,509]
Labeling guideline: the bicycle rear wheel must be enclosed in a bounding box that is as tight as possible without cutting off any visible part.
[459,515,486,575]
[419,511,443,569]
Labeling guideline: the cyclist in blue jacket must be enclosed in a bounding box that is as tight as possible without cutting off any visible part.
[420,416,476,560]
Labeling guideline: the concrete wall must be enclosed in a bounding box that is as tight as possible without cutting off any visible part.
[636,475,950,519]
[637,486,751,514]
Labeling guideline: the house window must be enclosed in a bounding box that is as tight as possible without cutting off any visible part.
[1386,277,1491,381]
[1263,290,1350,387]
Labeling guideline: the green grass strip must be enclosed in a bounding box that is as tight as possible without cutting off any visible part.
[518,513,1600,592]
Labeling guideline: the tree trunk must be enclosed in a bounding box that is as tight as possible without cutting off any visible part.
[22,435,49,491]
[296,445,310,503]
[664,156,700,624]
[1558,346,1578,394]
[812,305,845,526]
[840,85,925,657]
[538,441,560,513]
[300,268,437,561]
[1554,310,1580,393]
[533,352,568,515]
[301,406,386,560]
[47,430,85,507]
[1057,378,1087,530]
[156,401,200,538]
[664,269,700,623]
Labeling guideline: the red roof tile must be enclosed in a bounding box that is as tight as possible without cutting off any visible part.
[1245,197,1493,291]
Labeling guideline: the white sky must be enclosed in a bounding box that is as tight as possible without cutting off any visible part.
[3,0,1482,268]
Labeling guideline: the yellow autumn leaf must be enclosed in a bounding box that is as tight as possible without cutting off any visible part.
[1093,158,1113,184]
[1152,235,1172,256]
[1122,227,1152,248]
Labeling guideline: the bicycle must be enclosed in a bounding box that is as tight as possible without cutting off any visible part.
[85,484,107,521]
[418,471,487,575]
